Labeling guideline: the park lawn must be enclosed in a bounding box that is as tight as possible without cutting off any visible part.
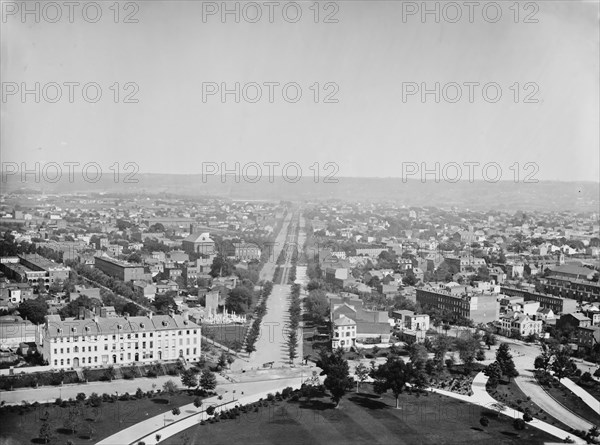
[488,379,571,432]
[0,391,199,445]
[163,386,558,445]
[541,378,600,426]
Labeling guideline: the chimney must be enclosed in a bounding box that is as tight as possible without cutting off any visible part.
[168,308,175,318]
[182,310,189,321]
[147,311,153,320]
[78,306,86,320]
[123,312,129,320]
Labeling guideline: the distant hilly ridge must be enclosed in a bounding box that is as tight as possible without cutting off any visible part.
[2,174,599,212]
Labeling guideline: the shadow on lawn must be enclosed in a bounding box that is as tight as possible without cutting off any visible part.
[152,398,170,405]
[348,395,388,410]
[297,400,336,411]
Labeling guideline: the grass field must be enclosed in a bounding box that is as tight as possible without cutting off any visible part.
[162,385,557,445]
[0,392,198,445]
[202,324,249,351]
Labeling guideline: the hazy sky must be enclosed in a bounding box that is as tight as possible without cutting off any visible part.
[2,1,599,181]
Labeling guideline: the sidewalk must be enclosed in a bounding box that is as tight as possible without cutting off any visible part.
[561,377,600,415]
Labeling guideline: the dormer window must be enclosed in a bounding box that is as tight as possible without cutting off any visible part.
[140,323,145,328]
[85,326,90,332]
[57,328,62,334]
[71,327,77,333]
[117,325,123,330]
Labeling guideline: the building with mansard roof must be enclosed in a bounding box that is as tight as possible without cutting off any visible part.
[39,311,201,369]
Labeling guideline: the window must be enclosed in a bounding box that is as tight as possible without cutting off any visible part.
[60,348,63,354]
[193,348,197,355]
[66,359,70,365]
[66,348,70,353]
[54,360,57,365]
[94,357,98,363]
[150,341,153,348]
[186,330,190,335]
[60,359,64,365]
[186,338,190,345]
[54,348,57,354]
[104,345,108,351]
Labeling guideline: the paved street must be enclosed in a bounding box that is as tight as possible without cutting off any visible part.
[231,211,302,371]
[501,340,596,431]
[232,283,292,370]
[0,373,230,406]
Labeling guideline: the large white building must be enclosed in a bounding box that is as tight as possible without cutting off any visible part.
[332,314,357,350]
[40,313,201,369]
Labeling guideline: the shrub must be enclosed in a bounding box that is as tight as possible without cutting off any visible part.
[267,393,275,402]
[147,370,157,378]
[523,411,533,422]
[206,405,215,415]
[76,392,86,402]
[54,398,62,406]
[480,416,489,427]
[513,418,526,430]
[89,393,102,407]
[136,388,144,399]
[282,387,293,399]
